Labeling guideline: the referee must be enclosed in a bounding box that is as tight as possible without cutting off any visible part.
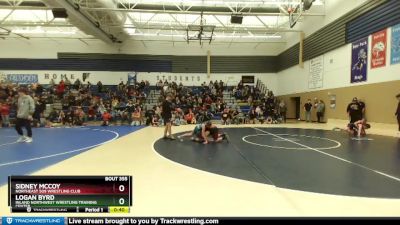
[161,93,175,140]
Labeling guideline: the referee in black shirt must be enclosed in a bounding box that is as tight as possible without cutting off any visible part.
[161,93,175,140]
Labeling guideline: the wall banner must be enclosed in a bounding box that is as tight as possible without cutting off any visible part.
[351,37,368,83]
[308,55,324,89]
[391,23,400,65]
[371,29,387,69]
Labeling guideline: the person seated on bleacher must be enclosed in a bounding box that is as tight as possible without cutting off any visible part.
[156,80,163,90]
[185,108,196,124]
[248,107,257,124]
[237,107,247,125]
[102,110,112,126]
[47,109,59,124]
[97,101,106,115]
[258,108,265,124]
[221,108,231,125]
[144,107,155,126]
[172,109,185,126]
[58,110,66,125]
[74,107,85,126]
[131,109,141,126]
[152,114,160,127]
[87,106,96,121]
[209,102,217,114]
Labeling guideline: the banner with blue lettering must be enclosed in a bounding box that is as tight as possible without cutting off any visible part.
[351,37,368,83]
[127,72,137,86]
[391,23,400,65]
[6,74,38,84]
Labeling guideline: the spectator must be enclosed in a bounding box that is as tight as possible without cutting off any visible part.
[152,114,160,126]
[278,100,287,123]
[185,108,196,124]
[304,99,313,122]
[59,110,66,125]
[74,107,85,126]
[56,80,65,98]
[131,109,141,126]
[248,107,257,124]
[0,101,10,127]
[48,109,59,124]
[144,107,155,126]
[220,108,230,125]
[97,81,103,93]
[87,106,96,121]
[102,110,112,126]
[316,100,325,123]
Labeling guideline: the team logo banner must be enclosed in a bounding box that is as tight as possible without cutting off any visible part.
[6,74,38,84]
[371,29,387,69]
[351,37,368,83]
[391,23,400,65]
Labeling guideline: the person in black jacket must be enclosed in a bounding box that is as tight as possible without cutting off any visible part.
[396,94,400,135]
[161,94,175,140]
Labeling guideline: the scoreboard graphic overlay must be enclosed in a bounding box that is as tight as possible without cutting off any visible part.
[8,176,132,213]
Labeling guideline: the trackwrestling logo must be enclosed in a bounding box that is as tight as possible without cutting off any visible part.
[6,217,13,224]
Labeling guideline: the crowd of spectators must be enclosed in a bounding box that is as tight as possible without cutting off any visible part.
[1,78,294,129]
[230,81,287,124]
[0,78,150,128]
[145,80,227,127]
[146,79,290,127]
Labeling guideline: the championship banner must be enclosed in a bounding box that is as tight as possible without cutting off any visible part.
[371,29,387,69]
[351,37,368,83]
[391,23,400,65]
[308,55,324,89]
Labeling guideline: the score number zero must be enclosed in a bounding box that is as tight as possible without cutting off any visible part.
[105,176,129,205]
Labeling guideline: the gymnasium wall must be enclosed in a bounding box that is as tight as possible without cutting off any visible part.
[136,72,278,91]
[0,39,284,59]
[276,25,400,124]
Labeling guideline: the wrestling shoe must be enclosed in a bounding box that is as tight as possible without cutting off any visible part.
[17,136,27,143]
[25,137,33,143]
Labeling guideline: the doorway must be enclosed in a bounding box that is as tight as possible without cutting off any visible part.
[290,97,301,120]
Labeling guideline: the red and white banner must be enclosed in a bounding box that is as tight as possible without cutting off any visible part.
[371,29,387,69]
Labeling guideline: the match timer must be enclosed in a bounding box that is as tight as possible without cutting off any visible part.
[8,176,132,213]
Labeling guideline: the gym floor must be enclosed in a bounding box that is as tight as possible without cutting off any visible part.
[1,122,400,216]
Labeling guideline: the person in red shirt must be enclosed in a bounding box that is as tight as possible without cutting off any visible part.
[87,106,96,121]
[0,101,10,127]
[185,108,196,124]
[102,110,112,126]
[57,80,65,98]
